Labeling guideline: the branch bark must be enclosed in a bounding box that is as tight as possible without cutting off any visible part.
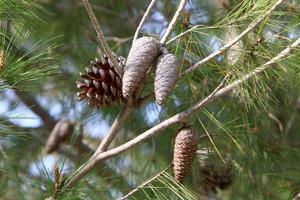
[81,0,123,77]
[58,140,131,194]
[133,0,157,44]
[160,0,187,44]
[166,24,202,45]
[66,36,300,188]
[14,90,56,130]
[81,0,136,160]
[90,0,159,158]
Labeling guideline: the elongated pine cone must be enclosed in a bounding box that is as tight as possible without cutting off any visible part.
[76,55,125,108]
[173,127,198,183]
[0,50,5,71]
[154,50,179,105]
[122,36,161,99]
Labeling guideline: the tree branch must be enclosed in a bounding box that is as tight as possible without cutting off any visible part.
[92,0,188,157]
[95,105,134,153]
[166,24,202,45]
[58,141,131,193]
[81,0,135,158]
[181,0,283,76]
[133,0,157,44]
[66,36,300,188]
[14,90,56,130]
[81,0,123,77]
[160,0,187,44]
[64,0,285,188]
[294,192,300,200]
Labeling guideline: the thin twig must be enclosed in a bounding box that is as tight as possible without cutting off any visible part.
[206,73,231,99]
[117,164,173,200]
[66,36,300,188]
[106,36,132,44]
[64,0,284,189]
[182,0,283,76]
[81,0,155,179]
[268,112,283,134]
[213,36,300,99]
[81,0,123,77]
[166,24,202,45]
[81,0,134,162]
[57,0,282,161]
[133,0,157,44]
[138,92,155,107]
[285,111,297,134]
[160,0,187,44]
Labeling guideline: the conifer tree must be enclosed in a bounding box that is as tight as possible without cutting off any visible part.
[1,0,300,199]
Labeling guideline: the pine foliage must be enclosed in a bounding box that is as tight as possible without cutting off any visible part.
[0,0,300,200]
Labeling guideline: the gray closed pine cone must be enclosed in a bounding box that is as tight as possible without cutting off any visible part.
[122,36,161,99]
[173,127,198,183]
[154,52,179,104]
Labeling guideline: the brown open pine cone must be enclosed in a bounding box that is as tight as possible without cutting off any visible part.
[173,126,198,183]
[76,55,125,108]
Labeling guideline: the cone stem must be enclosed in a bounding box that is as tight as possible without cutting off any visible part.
[160,0,187,44]
[64,0,288,191]
[133,0,157,44]
[66,36,300,188]
[81,0,123,77]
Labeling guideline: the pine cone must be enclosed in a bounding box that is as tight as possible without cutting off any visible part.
[45,119,74,154]
[173,127,198,183]
[76,55,125,108]
[154,49,179,105]
[0,50,5,71]
[122,36,161,99]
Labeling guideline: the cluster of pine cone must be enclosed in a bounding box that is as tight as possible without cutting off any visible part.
[76,36,180,108]
[76,55,125,108]
[123,37,180,105]
[75,37,201,184]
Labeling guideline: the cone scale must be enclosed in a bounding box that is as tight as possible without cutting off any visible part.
[76,55,125,108]
[122,36,161,99]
